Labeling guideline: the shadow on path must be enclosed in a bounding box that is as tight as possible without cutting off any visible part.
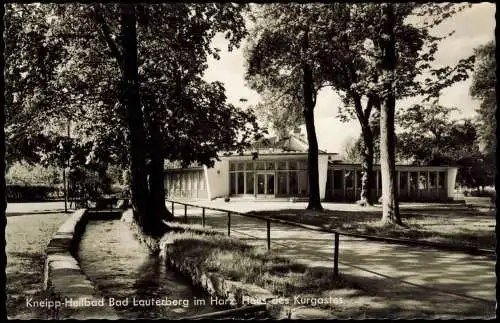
[172,205,495,318]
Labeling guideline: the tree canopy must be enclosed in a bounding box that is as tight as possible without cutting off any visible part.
[397,102,478,165]
[470,40,496,157]
[5,3,261,235]
[396,102,494,190]
[5,3,260,170]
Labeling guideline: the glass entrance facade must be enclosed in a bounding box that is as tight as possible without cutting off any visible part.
[229,159,309,198]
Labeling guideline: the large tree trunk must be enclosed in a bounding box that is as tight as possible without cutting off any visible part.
[379,92,401,224]
[379,4,402,225]
[302,28,323,211]
[120,5,163,236]
[147,119,173,221]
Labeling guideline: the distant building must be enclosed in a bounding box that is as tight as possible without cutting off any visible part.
[164,135,458,202]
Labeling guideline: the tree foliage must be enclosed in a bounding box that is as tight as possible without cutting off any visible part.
[397,102,494,189]
[470,40,496,157]
[342,115,381,164]
[251,89,302,139]
[245,3,328,210]
[5,3,261,235]
[397,103,475,162]
[6,162,61,186]
[5,3,260,178]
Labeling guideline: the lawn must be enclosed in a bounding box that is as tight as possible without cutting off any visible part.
[6,212,69,319]
[247,204,496,250]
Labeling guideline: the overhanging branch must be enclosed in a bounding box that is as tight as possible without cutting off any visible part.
[91,5,122,67]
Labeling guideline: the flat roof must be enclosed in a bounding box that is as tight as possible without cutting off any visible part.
[328,162,458,169]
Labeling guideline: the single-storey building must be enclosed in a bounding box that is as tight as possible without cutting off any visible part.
[164,135,458,202]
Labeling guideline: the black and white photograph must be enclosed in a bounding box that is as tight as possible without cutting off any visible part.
[1,2,496,320]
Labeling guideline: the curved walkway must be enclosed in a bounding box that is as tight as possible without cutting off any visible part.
[169,200,496,318]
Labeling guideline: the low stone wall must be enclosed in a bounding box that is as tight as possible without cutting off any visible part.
[44,209,119,319]
[159,228,291,319]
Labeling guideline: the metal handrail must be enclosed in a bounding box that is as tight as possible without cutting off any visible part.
[165,198,495,256]
[166,198,495,279]
[165,198,495,305]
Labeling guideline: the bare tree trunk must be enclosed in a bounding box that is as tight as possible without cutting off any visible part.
[352,95,375,206]
[147,119,173,221]
[359,130,375,206]
[303,100,322,210]
[120,5,163,236]
[380,93,401,224]
[379,4,402,225]
[302,28,322,211]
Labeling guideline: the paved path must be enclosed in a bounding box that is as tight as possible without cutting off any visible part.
[169,200,496,318]
[6,202,68,216]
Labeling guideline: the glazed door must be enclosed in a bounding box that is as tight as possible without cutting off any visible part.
[256,173,275,198]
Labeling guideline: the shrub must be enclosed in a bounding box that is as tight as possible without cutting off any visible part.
[6,184,57,202]
[470,190,496,198]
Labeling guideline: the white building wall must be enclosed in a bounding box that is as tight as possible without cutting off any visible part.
[205,159,229,200]
[318,155,329,200]
[447,167,458,198]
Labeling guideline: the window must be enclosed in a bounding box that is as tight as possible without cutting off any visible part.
[333,170,343,190]
[267,174,275,195]
[177,174,182,190]
[246,172,254,194]
[345,171,354,189]
[230,173,236,194]
[277,161,287,170]
[289,172,298,195]
[256,161,266,170]
[297,170,308,196]
[237,162,245,171]
[267,161,275,170]
[400,172,408,190]
[237,172,245,194]
[187,173,192,191]
[297,160,308,170]
[277,172,288,195]
[429,172,436,188]
[438,172,445,189]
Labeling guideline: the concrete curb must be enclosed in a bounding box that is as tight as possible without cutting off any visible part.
[44,209,119,319]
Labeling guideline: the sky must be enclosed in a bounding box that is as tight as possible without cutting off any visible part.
[203,3,496,153]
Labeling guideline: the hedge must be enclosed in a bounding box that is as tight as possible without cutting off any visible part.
[6,184,61,202]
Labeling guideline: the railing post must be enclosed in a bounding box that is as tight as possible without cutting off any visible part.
[334,232,340,277]
[227,212,231,236]
[184,204,188,223]
[171,202,174,216]
[267,219,271,250]
[202,208,206,227]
